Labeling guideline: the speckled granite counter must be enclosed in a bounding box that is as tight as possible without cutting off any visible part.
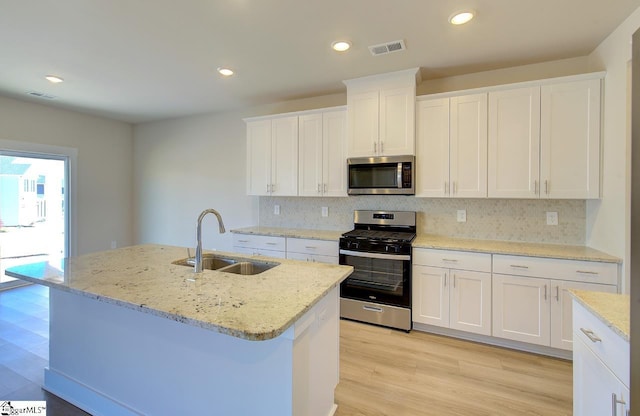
[413,234,621,263]
[571,289,630,341]
[6,244,353,341]
[231,226,344,241]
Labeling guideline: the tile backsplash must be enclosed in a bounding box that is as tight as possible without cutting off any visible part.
[258,196,586,245]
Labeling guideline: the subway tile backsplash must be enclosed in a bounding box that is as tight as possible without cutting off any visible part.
[258,196,586,245]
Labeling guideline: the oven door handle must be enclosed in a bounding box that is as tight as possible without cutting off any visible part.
[339,249,410,261]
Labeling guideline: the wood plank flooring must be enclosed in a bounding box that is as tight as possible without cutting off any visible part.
[0,285,572,415]
[335,319,573,416]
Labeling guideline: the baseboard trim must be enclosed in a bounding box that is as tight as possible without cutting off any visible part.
[412,323,572,360]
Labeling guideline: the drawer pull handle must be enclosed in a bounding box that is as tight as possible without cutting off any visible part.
[237,239,249,243]
[576,270,599,275]
[265,242,278,246]
[363,305,383,313]
[612,393,626,416]
[580,328,602,343]
[305,246,317,249]
[510,264,529,269]
[442,258,458,263]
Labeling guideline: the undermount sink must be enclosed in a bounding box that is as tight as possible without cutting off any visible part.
[173,254,278,275]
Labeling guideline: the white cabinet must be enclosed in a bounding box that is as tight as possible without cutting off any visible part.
[488,86,541,198]
[246,116,298,196]
[345,69,418,157]
[415,93,487,197]
[540,78,601,199]
[232,234,286,258]
[286,238,338,264]
[492,255,617,349]
[413,249,492,336]
[298,109,347,197]
[487,78,601,199]
[573,300,630,416]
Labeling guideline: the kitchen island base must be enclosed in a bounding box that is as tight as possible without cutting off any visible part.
[44,287,339,416]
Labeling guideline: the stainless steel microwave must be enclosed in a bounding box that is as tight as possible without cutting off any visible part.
[347,155,415,195]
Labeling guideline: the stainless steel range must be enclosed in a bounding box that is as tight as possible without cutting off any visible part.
[339,210,416,331]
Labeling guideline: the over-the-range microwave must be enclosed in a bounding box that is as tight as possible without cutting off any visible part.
[347,155,415,195]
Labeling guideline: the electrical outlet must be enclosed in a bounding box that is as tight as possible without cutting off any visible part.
[274,205,280,215]
[546,211,558,225]
[457,210,467,223]
[321,206,329,217]
[110,240,117,249]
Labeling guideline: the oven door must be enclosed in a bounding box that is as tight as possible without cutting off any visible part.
[339,249,411,308]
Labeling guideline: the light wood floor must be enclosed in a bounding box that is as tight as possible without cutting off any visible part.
[335,319,573,416]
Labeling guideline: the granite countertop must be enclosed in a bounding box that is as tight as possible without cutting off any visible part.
[571,289,630,342]
[5,244,353,341]
[413,234,621,263]
[231,226,345,241]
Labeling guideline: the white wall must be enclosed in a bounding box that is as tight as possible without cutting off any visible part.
[0,96,134,255]
[586,6,640,293]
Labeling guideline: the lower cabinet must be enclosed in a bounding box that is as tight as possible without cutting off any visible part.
[492,255,617,350]
[286,238,338,264]
[412,249,492,336]
[232,234,287,258]
[573,300,630,415]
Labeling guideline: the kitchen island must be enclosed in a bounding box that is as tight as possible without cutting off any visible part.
[6,244,353,416]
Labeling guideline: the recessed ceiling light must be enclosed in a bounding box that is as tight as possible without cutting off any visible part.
[331,41,351,52]
[217,67,234,77]
[45,75,64,83]
[449,10,475,25]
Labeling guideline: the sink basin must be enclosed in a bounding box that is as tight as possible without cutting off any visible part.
[217,261,277,275]
[173,254,278,275]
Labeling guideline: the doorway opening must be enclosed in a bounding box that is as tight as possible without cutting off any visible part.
[0,152,68,289]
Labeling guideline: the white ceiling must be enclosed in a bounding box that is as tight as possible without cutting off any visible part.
[2,0,639,124]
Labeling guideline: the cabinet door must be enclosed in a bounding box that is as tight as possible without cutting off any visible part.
[540,79,601,199]
[322,110,347,196]
[347,90,379,157]
[271,116,299,196]
[550,281,617,350]
[573,336,630,416]
[450,93,488,198]
[412,265,449,327]
[379,86,415,156]
[492,274,550,346]
[488,87,541,198]
[415,98,450,197]
[246,119,272,196]
[298,114,324,196]
[449,270,492,336]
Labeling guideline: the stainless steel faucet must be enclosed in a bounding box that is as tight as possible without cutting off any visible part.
[195,209,226,273]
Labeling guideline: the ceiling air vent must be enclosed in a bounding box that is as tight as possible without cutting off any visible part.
[27,91,56,100]
[368,40,406,56]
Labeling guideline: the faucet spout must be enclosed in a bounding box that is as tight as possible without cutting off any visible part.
[195,209,226,273]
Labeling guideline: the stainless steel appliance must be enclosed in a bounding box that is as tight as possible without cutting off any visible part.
[347,155,414,195]
[339,210,416,331]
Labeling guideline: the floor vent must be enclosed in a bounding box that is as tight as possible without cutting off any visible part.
[27,91,56,100]
[368,40,406,56]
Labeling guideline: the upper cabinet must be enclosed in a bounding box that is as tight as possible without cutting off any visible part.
[344,68,420,157]
[415,93,488,198]
[488,77,601,199]
[298,109,347,197]
[246,116,299,196]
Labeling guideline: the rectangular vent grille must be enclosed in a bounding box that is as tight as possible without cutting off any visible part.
[27,91,56,100]
[368,40,406,56]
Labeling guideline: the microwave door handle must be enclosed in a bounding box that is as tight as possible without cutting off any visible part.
[397,163,402,188]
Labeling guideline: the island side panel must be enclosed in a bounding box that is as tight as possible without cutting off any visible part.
[45,288,296,416]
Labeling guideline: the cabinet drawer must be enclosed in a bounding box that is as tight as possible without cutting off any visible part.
[286,252,338,264]
[286,238,337,257]
[413,248,491,272]
[232,234,286,251]
[493,255,617,285]
[573,300,629,386]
